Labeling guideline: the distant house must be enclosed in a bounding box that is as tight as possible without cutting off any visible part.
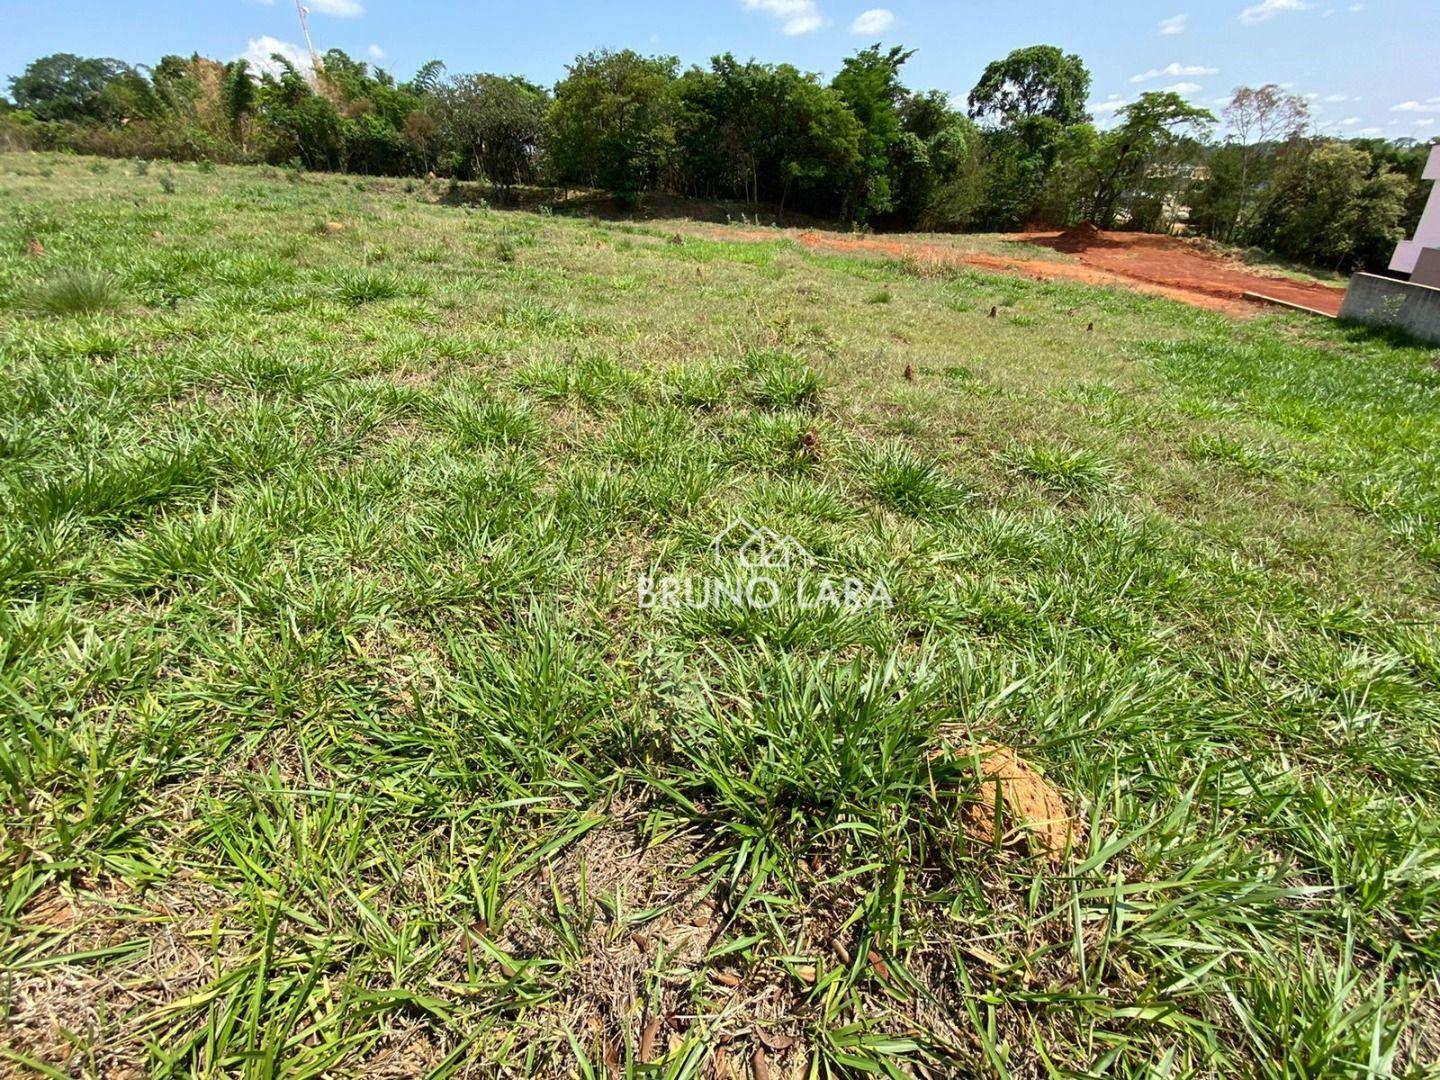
[1138,163,1213,234]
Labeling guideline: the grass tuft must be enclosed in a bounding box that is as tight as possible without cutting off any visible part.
[331,269,421,305]
[1007,440,1118,496]
[26,270,125,317]
[745,348,822,410]
[861,441,970,516]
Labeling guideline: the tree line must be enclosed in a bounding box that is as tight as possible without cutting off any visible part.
[3,44,1433,270]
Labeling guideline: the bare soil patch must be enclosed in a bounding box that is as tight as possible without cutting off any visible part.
[1019,225,1349,316]
[712,223,1349,316]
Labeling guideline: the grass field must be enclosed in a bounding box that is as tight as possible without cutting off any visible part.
[2,153,1439,1078]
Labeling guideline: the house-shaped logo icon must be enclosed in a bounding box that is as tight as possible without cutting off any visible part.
[711,517,812,571]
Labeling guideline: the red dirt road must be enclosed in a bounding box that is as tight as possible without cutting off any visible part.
[721,224,1349,317]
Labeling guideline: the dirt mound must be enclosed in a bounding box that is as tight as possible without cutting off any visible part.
[1049,220,1122,253]
[963,743,1075,862]
[931,734,1077,863]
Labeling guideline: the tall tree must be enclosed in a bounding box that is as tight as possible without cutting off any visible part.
[1087,92,1215,228]
[256,55,343,170]
[221,60,256,143]
[1253,140,1410,269]
[831,45,913,220]
[967,46,1093,228]
[1222,84,1310,240]
[405,60,447,98]
[890,90,989,229]
[9,53,137,122]
[430,74,547,190]
[672,57,862,218]
[547,50,679,203]
[967,45,1091,127]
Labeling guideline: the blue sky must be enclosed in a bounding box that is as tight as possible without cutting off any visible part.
[3,0,1437,138]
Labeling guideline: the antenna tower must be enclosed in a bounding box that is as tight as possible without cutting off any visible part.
[295,0,322,72]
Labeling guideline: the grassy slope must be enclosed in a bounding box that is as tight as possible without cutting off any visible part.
[1,153,1439,1077]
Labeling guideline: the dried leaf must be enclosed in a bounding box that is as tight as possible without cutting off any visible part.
[756,1031,796,1052]
[639,1017,662,1061]
[867,949,891,981]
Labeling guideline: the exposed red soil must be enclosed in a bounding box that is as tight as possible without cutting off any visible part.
[1019,225,1348,316]
[713,223,1348,317]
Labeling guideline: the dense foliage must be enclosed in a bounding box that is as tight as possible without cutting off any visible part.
[3,43,1433,269]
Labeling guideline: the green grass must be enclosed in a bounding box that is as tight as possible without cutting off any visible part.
[2,152,1439,1077]
[25,269,125,317]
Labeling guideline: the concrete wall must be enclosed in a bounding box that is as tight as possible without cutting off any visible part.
[1390,146,1440,276]
[1414,248,1440,289]
[1340,273,1440,346]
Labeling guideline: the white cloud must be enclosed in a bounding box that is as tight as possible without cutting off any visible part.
[850,8,894,34]
[1158,13,1189,34]
[1339,116,1360,125]
[1390,100,1437,113]
[1356,127,1383,136]
[1348,2,1365,9]
[742,0,826,35]
[1161,81,1204,94]
[1239,0,1312,24]
[1130,62,1218,83]
[239,35,312,76]
[305,0,364,15]
[1091,98,1132,114]
[367,43,385,60]
[1324,93,1349,103]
